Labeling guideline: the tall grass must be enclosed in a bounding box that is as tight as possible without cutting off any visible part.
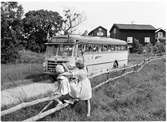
[1,50,44,90]
[1,63,43,90]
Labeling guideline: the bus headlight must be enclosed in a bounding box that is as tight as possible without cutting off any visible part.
[43,62,47,67]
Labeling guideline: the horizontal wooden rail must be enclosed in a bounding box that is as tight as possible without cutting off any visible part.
[23,103,69,121]
[1,94,61,116]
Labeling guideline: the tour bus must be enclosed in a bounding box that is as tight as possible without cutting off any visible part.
[43,35,128,76]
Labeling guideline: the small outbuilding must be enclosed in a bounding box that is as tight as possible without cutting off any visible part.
[88,26,107,37]
[155,28,166,44]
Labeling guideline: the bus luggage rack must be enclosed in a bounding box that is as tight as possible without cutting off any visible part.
[47,61,57,72]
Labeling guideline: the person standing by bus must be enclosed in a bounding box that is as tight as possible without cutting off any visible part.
[62,60,92,117]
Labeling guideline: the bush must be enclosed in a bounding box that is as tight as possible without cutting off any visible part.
[1,39,20,64]
[18,50,44,63]
[142,42,165,56]
[144,43,153,53]
[133,39,143,54]
[154,42,165,54]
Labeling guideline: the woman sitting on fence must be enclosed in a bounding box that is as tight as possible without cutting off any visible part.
[61,60,92,117]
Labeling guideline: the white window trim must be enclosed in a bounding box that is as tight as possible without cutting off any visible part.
[127,37,133,43]
[144,37,150,43]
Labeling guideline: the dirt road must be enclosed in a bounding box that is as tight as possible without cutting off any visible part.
[1,82,55,108]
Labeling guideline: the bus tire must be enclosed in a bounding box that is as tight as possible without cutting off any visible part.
[113,60,118,68]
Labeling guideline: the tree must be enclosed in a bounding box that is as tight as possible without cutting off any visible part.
[23,10,63,52]
[82,30,88,36]
[62,9,86,35]
[1,2,24,63]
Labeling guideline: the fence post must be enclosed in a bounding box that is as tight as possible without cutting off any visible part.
[122,65,126,74]
[135,64,138,72]
[106,69,109,80]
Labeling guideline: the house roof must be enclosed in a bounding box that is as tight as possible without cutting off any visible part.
[110,24,156,32]
[88,26,107,34]
[155,28,166,33]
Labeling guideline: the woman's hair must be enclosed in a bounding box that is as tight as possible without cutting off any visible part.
[76,60,84,69]
[56,65,65,73]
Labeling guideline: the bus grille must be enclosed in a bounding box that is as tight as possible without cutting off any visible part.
[47,61,57,72]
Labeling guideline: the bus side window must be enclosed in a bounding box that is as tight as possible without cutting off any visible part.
[85,44,93,53]
[122,46,124,50]
[78,44,83,56]
[92,44,98,52]
[111,45,114,51]
[118,45,121,51]
[108,45,111,52]
[98,44,102,52]
[115,46,117,51]
[89,44,93,52]
[102,45,107,52]
[85,44,89,52]
[125,45,128,50]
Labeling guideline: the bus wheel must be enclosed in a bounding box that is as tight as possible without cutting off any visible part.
[113,60,118,68]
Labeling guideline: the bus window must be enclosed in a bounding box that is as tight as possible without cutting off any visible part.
[92,44,99,52]
[57,44,74,56]
[98,44,102,52]
[85,44,89,52]
[115,46,117,51]
[108,45,112,52]
[110,45,115,51]
[102,45,107,52]
[78,44,84,56]
[85,44,93,53]
[46,44,58,56]
[117,45,121,51]
[121,45,126,50]
[125,45,128,50]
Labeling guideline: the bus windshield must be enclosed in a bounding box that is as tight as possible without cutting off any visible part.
[46,44,74,57]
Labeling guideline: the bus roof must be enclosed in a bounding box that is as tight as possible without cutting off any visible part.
[46,35,127,45]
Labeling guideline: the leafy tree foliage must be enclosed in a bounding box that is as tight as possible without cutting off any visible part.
[82,30,88,36]
[23,10,63,52]
[1,2,24,63]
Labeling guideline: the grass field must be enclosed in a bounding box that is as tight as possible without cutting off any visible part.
[1,53,149,90]
[1,63,43,90]
[1,50,46,90]
[2,58,166,121]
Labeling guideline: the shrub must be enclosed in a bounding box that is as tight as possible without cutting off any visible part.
[18,50,44,63]
[154,42,165,54]
[1,44,20,64]
[133,39,143,54]
[144,43,153,53]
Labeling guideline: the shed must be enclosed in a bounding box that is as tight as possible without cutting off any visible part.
[88,26,107,37]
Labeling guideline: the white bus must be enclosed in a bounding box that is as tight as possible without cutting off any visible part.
[43,35,128,76]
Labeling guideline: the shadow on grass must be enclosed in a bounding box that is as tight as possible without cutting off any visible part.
[25,73,56,83]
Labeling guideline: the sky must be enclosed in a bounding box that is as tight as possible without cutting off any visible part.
[17,0,167,35]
